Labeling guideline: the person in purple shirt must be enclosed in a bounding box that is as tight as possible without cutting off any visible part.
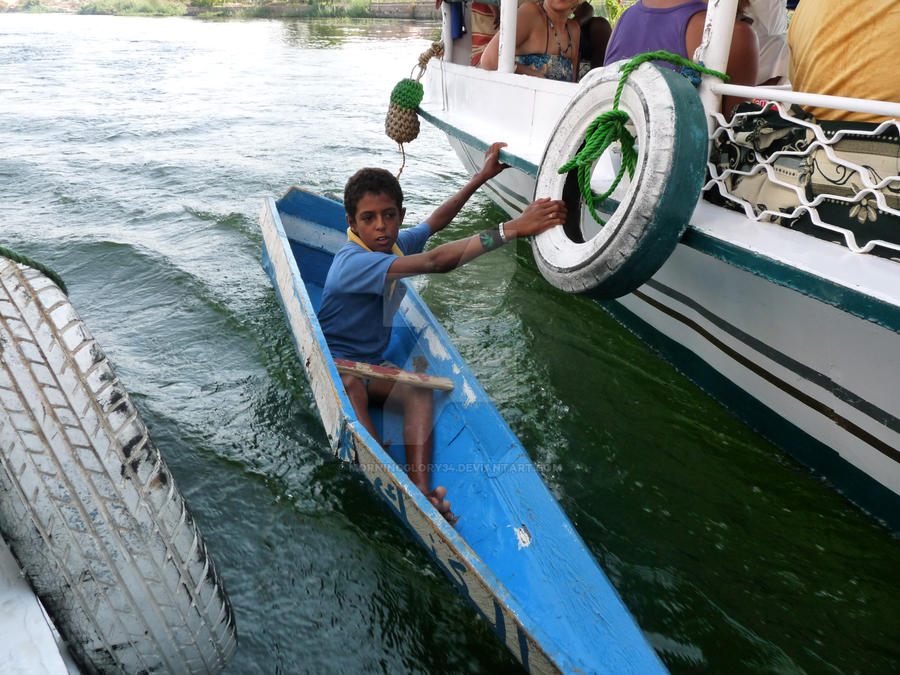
[604,0,758,118]
[319,143,567,525]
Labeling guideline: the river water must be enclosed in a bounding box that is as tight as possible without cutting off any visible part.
[1,13,898,675]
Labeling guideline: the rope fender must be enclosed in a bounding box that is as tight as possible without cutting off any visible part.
[385,41,444,176]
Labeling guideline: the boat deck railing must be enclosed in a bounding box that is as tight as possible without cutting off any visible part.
[693,0,900,260]
[703,101,900,258]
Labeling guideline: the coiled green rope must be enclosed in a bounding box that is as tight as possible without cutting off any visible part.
[0,247,68,295]
[557,50,728,226]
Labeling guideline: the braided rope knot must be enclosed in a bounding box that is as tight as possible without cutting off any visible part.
[390,78,425,110]
[558,109,636,224]
[557,50,728,226]
[417,41,444,74]
[1,247,67,294]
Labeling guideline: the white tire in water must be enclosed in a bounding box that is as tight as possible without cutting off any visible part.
[532,62,708,299]
[0,259,237,674]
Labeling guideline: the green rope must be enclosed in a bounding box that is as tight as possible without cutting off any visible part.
[0,247,68,295]
[557,50,729,226]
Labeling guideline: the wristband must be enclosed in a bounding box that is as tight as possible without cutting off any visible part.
[478,226,504,252]
[498,222,508,243]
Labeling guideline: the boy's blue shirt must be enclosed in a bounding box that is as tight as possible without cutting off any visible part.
[318,221,431,364]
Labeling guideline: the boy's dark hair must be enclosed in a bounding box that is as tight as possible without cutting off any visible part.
[343,168,403,221]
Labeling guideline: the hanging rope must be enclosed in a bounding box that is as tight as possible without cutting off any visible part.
[558,50,728,226]
[385,41,444,177]
[1,247,68,295]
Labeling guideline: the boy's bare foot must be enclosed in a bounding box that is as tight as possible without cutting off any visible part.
[425,486,459,527]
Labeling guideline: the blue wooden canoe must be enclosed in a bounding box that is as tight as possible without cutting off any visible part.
[258,187,667,674]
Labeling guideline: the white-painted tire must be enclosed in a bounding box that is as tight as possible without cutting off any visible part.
[0,259,237,674]
[533,62,708,299]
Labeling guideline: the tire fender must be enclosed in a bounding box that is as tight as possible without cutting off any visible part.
[0,259,237,674]
[532,62,708,299]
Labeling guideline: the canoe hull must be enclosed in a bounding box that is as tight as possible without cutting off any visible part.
[259,188,668,673]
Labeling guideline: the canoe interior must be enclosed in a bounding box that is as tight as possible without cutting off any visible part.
[268,187,666,673]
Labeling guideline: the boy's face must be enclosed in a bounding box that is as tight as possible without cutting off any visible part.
[348,191,405,253]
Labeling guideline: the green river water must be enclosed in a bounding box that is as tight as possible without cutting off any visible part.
[1,12,898,674]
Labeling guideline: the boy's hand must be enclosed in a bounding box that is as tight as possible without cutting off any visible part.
[507,197,567,238]
[477,142,511,181]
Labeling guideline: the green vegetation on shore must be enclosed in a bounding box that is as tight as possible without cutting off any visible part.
[5,0,426,18]
[17,0,57,12]
[78,0,184,16]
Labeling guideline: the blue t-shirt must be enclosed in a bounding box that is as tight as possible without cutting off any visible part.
[318,221,431,363]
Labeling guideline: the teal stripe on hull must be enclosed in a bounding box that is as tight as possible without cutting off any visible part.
[417,108,540,177]
[683,228,900,334]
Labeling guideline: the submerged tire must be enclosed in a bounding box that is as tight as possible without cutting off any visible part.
[0,259,237,674]
[533,62,708,299]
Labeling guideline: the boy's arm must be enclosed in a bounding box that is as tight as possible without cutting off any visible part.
[424,142,510,235]
[388,197,566,279]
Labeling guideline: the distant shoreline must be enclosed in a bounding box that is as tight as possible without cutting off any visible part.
[3,0,442,20]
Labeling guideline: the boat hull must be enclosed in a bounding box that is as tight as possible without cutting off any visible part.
[420,63,900,530]
[608,230,900,525]
[0,538,74,673]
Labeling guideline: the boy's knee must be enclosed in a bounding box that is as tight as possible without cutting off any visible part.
[341,374,368,403]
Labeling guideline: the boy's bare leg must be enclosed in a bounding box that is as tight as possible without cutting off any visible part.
[341,374,383,445]
[402,385,458,526]
[367,378,458,526]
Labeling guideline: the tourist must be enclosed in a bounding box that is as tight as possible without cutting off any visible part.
[471,0,501,65]
[574,1,612,72]
[603,0,759,118]
[744,0,790,85]
[788,0,900,123]
[479,0,582,82]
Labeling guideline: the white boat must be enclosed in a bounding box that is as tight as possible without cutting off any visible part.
[0,536,78,674]
[418,0,900,529]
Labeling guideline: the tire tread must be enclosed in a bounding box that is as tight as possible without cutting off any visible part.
[0,259,236,674]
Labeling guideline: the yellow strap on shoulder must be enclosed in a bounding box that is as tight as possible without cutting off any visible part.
[347,228,404,257]
[346,227,404,301]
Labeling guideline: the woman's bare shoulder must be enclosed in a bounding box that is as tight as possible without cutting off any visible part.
[518,1,543,21]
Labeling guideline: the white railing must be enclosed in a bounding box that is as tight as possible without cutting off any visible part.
[694,1,899,257]
[711,84,900,121]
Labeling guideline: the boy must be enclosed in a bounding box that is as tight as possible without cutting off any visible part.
[318,142,567,525]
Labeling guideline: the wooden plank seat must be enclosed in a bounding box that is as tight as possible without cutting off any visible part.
[333,358,454,391]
